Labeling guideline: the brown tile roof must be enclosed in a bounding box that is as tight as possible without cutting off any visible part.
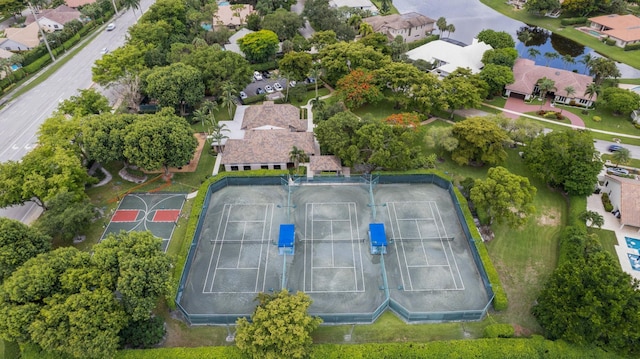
[213,4,254,27]
[25,5,82,26]
[605,174,640,228]
[364,12,435,32]
[65,0,96,8]
[0,48,13,59]
[589,14,640,42]
[221,130,316,165]
[310,155,342,172]
[242,101,307,131]
[3,23,41,48]
[506,58,596,100]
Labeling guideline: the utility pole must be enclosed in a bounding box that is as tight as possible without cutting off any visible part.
[110,0,119,16]
[27,1,55,62]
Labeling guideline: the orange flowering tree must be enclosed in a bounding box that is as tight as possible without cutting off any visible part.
[335,69,382,109]
[383,112,422,129]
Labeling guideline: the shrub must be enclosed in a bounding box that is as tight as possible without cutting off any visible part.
[560,17,587,26]
[555,112,564,120]
[624,43,640,51]
[635,123,640,129]
[242,94,266,105]
[605,38,617,46]
[119,316,165,349]
[483,323,515,338]
[601,192,613,212]
[543,111,558,119]
[592,116,601,122]
[23,55,52,74]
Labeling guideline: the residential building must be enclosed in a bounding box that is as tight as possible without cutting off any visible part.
[64,0,96,8]
[241,101,307,132]
[363,12,435,42]
[406,38,492,77]
[213,4,255,29]
[1,23,42,51]
[309,155,342,176]
[602,174,640,230]
[0,48,13,59]
[329,0,377,14]
[25,5,83,32]
[589,14,640,48]
[505,58,597,106]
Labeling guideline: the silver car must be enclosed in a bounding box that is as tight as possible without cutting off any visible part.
[607,167,630,176]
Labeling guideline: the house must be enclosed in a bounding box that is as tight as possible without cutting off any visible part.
[363,12,435,42]
[329,0,377,14]
[221,130,317,171]
[64,0,96,8]
[505,58,597,106]
[25,5,83,32]
[224,28,254,56]
[589,14,640,48]
[309,155,342,176]
[1,23,42,51]
[213,4,255,29]
[219,101,315,171]
[405,38,492,77]
[0,48,15,59]
[602,174,640,230]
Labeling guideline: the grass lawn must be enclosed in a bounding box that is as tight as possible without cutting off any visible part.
[290,87,330,107]
[560,105,640,135]
[486,150,567,334]
[352,98,404,121]
[589,228,621,269]
[601,154,640,169]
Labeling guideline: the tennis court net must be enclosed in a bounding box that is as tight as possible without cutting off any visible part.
[207,237,454,244]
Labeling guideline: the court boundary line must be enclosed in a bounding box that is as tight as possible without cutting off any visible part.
[203,203,274,294]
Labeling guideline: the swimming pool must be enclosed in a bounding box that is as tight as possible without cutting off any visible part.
[628,253,640,271]
[631,86,640,94]
[625,237,640,250]
[218,1,230,5]
[588,30,601,37]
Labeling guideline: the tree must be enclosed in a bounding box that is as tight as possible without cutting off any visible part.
[579,52,593,74]
[261,9,304,41]
[237,29,279,63]
[494,116,544,145]
[441,73,484,119]
[56,89,111,117]
[561,54,575,70]
[424,126,458,160]
[525,0,561,13]
[445,24,456,38]
[561,0,597,17]
[123,110,198,176]
[358,22,374,37]
[303,0,355,41]
[564,85,576,100]
[536,77,556,108]
[376,62,431,109]
[318,41,391,85]
[450,116,511,166]
[470,166,537,227]
[533,234,640,355]
[144,63,205,116]
[308,30,338,51]
[81,113,138,164]
[336,69,382,109]
[479,64,514,97]
[578,210,604,229]
[121,0,141,17]
[0,218,51,283]
[38,114,85,159]
[543,51,559,67]
[481,47,519,67]
[0,145,94,210]
[384,112,421,128]
[279,51,313,83]
[477,29,515,49]
[517,29,533,46]
[308,65,323,98]
[435,17,447,36]
[589,57,621,86]
[92,43,149,90]
[236,290,322,359]
[601,87,640,115]
[524,130,602,196]
[182,46,253,97]
[390,35,408,62]
[611,147,631,168]
[412,74,445,116]
[527,47,541,60]
[584,82,600,103]
[358,32,391,55]
[34,192,96,242]
[289,146,308,169]
[220,81,237,118]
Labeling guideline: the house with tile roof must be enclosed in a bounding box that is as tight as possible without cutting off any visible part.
[602,174,640,230]
[329,0,377,14]
[25,5,83,32]
[224,28,254,55]
[505,58,597,106]
[309,155,342,176]
[363,12,435,42]
[406,38,492,77]
[213,4,255,29]
[64,0,96,8]
[589,14,640,48]
[242,101,307,132]
[1,22,41,51]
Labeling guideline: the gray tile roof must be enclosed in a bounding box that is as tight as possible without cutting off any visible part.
[310,155,342,172]
[241,101,307,131]
[221,130,316,165]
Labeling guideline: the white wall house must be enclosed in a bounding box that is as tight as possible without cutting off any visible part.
[406,38,492,77]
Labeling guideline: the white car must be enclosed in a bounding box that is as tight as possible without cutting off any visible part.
[100,48,109,55]
[289,80,296,88]
[273,82,283,91]
[106,23,115,31]
[253,71,263,81]
[265,85,274,93]
[239,91,248,99]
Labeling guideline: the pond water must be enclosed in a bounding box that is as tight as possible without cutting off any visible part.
[393,0,640,77]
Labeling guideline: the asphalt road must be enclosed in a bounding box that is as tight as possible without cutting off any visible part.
[594,140,640,160]
[0,1,155,222]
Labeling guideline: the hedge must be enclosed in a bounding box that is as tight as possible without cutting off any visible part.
[23,55,53,74]
[483,323,515,338]
[407,34,440,51]
[104,339,624,359]
[624,43,640,51]
[560,17,587,26]
[605,38,617,46]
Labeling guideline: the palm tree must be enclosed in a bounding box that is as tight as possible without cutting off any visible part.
[121,0,141,19]
[564,86,575,100]
[561,54,575,70]
[436,17,447,37]
[220,81,237,119]
[536,77,556,109]
[308,65,323,98]
[584,83,600,105]
[446,24,456,38]
[192,108,210,127]
[358,23,373,37]
[527,48,540,60]
[543,52,559,67]
[579,210,604,229]
[612,147,631,168]
[348,14,362,31]
[517,30,533,45]
[210,123,229,153]
[579,53,593,74]
[289,146,308,169]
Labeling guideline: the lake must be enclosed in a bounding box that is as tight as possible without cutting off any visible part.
[392,0,640,77]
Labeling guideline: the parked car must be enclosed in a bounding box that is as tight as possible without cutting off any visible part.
[256,87,265,95]
[262,71,271,79]
[265,85,274,93]
[106,23,115,31]
[239,91,248,99]
[100,48,109,55]
[289,80,296,88]
[607,167,630,176]
[305,77,316,84]
[253,71,263,81]
[273,82,283,91]
[608,144,624,152]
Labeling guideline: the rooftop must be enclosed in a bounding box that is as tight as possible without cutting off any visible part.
[221,130,316,165]
[213,4,254,27]
[242,101,306,131]
[364,12,435,31]
[604,174,640,228]
[310,155,342,172]
[590,14,640,42]
[405,38,492,74]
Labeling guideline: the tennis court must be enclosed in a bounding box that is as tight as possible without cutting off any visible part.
[102,193,187,251]
[177,177,491,324]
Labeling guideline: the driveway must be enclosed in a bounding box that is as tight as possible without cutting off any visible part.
[504,97,586,127]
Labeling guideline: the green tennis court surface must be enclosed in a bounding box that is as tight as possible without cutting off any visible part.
[102,193,187,251]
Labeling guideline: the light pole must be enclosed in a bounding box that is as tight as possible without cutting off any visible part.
[27,1,55,62]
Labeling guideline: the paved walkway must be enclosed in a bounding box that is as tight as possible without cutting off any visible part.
[503,97,586,127]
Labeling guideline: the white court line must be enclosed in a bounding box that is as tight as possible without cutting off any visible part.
[260,204,274,293]
[397,217,436,221]
[354,202,365,292]
[235,221,247,268]
[387,203,405,291]
[349,202,357,290]
[209,204,234,292]
[405,264,450,268]
[312,266,357,269]
[227,220,269,223]
[432,202,465,290]
[415,218,429,266]
[392,202,414,291]
[202,204,229,293]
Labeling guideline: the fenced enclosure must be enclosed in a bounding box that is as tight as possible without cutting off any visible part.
[175,175,494,325]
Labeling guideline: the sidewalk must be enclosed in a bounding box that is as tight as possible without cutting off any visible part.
[503,97,585,127]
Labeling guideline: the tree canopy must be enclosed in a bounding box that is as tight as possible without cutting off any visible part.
[601,87,640,115]
[261,9,304,41]
[238,29,279,63]
[524,130,601,196]
[479,64,515,97]
[477,29,516,49]
[144,62,205,116]
[471,166,537,227]
[56,89,111,117]
[335,69,382,109]
[318,41,391,85]
[181,45,253,97]
[235,290,322,359]
[0,218,51,283]
[450,116,511,166]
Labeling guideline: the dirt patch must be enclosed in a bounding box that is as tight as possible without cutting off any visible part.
[144,133,206,174]
[537,207,560,226]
